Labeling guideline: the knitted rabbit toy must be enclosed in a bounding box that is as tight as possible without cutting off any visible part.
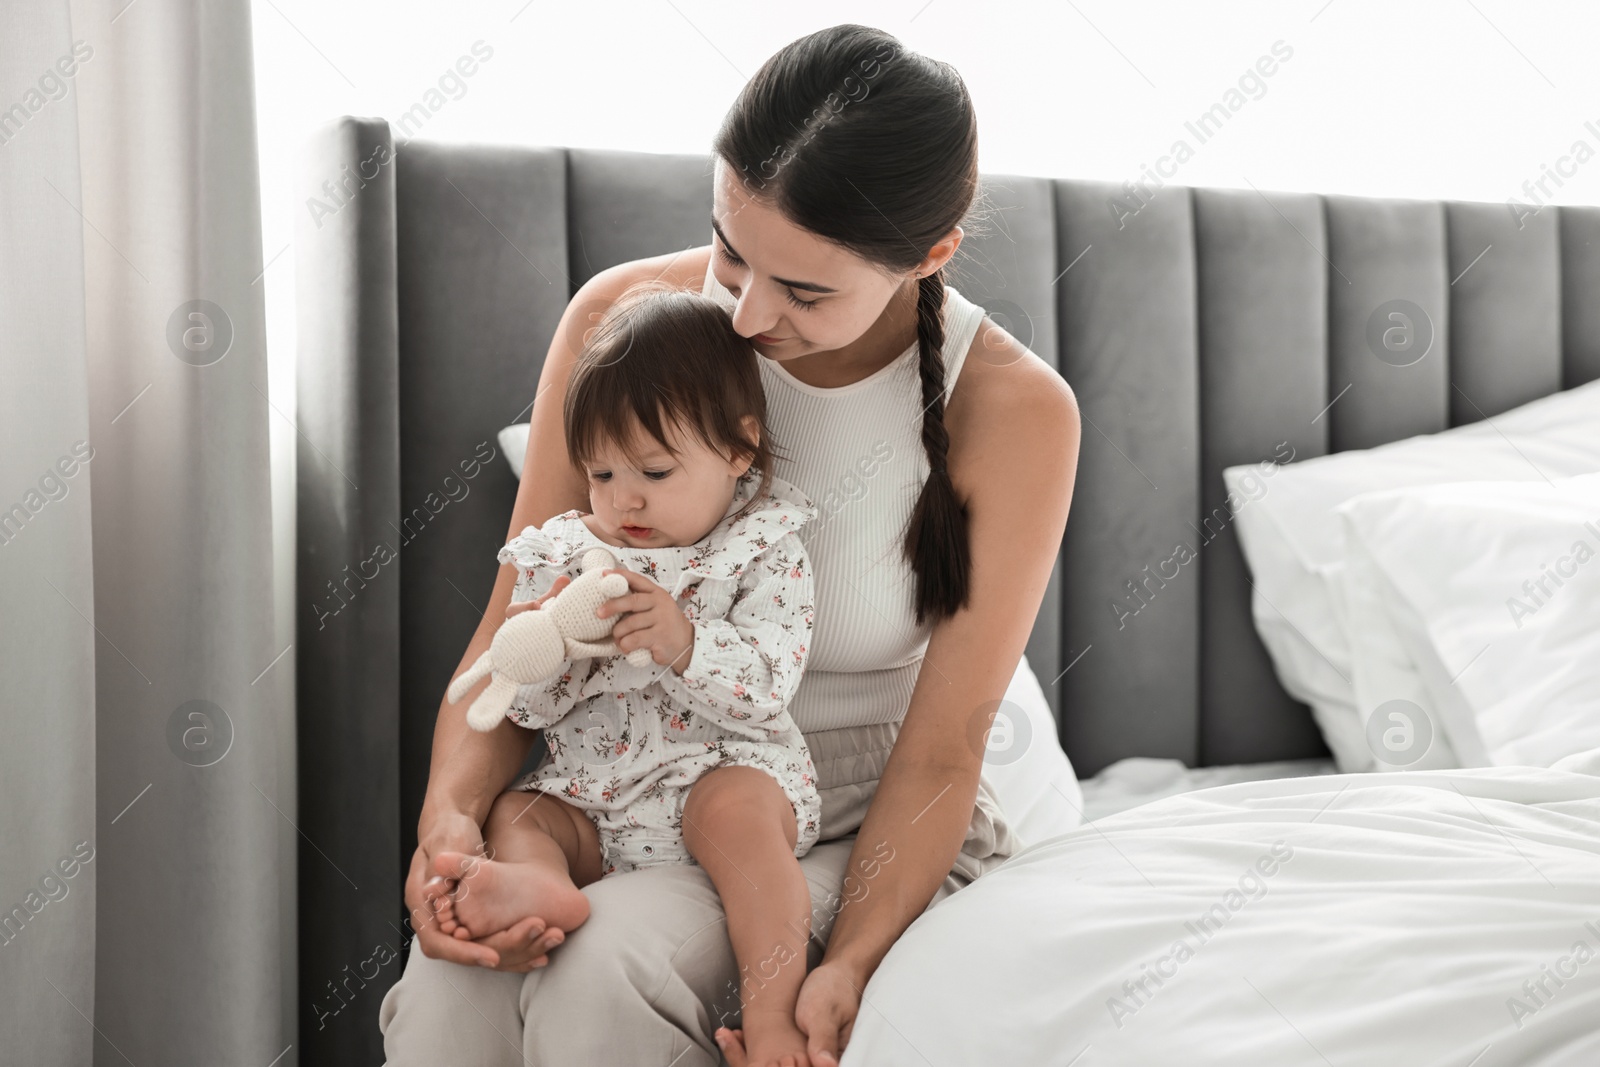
[448,547,657,731]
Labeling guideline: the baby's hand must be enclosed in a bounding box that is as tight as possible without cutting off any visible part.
[594,569,696,674]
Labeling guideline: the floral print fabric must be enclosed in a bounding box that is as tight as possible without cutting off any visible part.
[496,469,823,877]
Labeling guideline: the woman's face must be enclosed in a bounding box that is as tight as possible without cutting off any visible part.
[709,157,920,361]
[580,413,757,550]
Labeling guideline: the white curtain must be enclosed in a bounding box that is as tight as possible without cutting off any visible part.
[0,1,296,1063]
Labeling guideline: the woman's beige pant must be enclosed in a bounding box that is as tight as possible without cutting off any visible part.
[379,721,1020,1066]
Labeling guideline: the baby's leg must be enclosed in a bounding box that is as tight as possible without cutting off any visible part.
[681,765,811,1067]
[434,788,603,942]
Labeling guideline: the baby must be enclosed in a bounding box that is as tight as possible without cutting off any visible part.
[435,282,824,1067]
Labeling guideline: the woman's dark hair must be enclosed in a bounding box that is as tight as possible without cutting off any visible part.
[565,281,779,523]
[712,24,988,626]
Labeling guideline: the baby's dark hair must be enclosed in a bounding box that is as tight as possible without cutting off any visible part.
[564,282,780,522]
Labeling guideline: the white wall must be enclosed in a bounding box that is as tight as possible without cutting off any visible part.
[252,0,1600,594]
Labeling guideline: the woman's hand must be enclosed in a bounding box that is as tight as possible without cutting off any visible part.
[713,1026,748,1065]
[404,810,499,967]
[714,960,862,1067]
[594,569,695,674]
[406,812,570,971]
[796,960,863,1066]
[406,573,574,971]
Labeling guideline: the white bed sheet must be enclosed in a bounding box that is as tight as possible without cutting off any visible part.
[1078,756,1340,822]
[844,763,1600,1066]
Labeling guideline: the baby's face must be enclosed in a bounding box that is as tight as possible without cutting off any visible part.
[580,415,753,550]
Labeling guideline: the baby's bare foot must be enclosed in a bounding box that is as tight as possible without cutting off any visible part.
[433,851,591,941]
[739,1008,812,1067]
[430,882,495,939]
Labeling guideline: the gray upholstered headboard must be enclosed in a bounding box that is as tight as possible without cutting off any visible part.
[291,116,1600,1065]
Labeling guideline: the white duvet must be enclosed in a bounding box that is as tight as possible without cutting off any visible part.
[844,762,1600,1066]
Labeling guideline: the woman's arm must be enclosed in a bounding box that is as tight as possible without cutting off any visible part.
[407,248,713,968]
[420,300,599,814]
[804,338,1081,1042]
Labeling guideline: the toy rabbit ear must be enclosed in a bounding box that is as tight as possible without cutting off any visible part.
[447,653,493,704]
[466,676,518,732]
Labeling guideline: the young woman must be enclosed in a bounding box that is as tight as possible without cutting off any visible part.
[379,23,1080,1067]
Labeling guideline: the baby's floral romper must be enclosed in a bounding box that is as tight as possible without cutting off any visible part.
[497,469,822,877]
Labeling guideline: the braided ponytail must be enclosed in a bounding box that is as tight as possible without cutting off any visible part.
[713,24,988,625]
[904,268,970,625]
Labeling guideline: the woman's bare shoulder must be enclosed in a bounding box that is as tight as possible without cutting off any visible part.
[587,244,713,298]
[947,313,1079,479]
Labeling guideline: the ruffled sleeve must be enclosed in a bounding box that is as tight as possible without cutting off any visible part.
[497,513,587,606]
[655,478,818,740]
[660,474,819,596]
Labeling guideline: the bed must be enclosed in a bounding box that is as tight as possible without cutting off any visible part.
[293,120,1600,1065]
[853,758,1600,1066]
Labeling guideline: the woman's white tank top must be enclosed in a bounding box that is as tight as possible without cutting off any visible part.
[701,258,989,732]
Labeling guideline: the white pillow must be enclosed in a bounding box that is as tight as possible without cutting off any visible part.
[984,653,1083,847]
[498,422,530,479]
[497,420,1083,841]
[1334,472,1600,768]
[1222,379,1600,770]
[1330,524,1462,770]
